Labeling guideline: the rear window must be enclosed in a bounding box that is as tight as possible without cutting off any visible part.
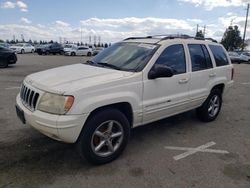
[209,45,229,66]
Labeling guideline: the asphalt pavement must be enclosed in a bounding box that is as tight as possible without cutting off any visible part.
[0,54,249,188]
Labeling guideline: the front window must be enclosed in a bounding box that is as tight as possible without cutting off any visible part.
[155,44,186,75]
[88,42,159,72]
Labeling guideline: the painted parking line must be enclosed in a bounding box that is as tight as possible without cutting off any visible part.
[241,82,250,85]
[165,141,229,161]
[5,86,20,90]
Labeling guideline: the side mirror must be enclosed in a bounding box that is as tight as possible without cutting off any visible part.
[148,64,174,79]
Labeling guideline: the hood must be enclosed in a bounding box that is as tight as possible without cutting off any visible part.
[25,64,133,94]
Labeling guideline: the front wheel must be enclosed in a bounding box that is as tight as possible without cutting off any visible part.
[77,108,130,165]
[0,59,8,68]
[87,52,91,56]
[196,89,222,122]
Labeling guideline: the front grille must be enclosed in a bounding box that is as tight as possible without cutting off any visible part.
[20,83,40,111]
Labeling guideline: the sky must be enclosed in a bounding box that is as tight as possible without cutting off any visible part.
[0,0,250,43]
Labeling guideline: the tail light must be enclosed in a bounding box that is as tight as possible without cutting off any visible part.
[231,67,234,80]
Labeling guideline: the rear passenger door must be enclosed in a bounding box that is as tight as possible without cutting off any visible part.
[187,44,215,107]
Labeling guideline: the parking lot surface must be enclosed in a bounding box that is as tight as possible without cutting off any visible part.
[0,54,250,188]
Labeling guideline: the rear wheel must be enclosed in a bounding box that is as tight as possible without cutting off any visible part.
[87,52,91,56]
[77,108,130,165]
[196,89,222,122]
[21,49,24,54]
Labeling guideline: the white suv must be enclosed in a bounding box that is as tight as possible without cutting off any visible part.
[16,35,234,164]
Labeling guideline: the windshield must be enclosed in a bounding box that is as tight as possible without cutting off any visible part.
[15,44,24,47]
[64,45,73,48]
[89,42,158,72]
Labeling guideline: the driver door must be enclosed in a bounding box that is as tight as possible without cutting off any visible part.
[142,44,190,124]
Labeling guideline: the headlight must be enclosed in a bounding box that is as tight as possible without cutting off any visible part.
[37,93,74,115]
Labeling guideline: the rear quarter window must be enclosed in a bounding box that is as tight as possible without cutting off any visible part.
[209,45,229,67]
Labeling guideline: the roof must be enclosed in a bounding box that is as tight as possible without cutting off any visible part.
[123,34,218,45]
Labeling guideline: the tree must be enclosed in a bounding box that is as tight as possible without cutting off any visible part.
[0,39,4,43]
[195,30,204,38]
[221,25,243,51]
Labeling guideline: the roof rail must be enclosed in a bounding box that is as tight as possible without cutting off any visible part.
[158,34,193,40]
[123,34,217,43]
[205,38,217,43]
[123,36,152,41]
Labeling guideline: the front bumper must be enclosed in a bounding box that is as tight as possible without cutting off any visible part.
[64,51,71,56]
[16,94,89,143]
[8,53,17,64]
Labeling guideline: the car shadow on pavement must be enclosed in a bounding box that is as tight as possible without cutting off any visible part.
[0,110,200,187]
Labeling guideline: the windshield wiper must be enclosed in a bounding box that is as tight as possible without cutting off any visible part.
[96,62,121,70]
[85,60,95,64]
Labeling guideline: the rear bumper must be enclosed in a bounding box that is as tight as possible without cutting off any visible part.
[224,80,234,94]
[16,94,89,143]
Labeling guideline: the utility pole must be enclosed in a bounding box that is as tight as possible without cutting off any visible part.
[203,25,206,38]
[196,24,199,33]
[80,25,83,44]
[242,3,249,51]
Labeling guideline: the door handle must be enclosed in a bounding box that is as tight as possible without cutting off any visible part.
[178,78,189,84]
[209,73,216,78]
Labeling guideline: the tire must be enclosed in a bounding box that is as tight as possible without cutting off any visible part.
[196,89,222,122]
[71,52,76,56]
[77,108,130,165]
[21,49,24,54]
[0,59,8,68]
[87,52,91,56]
[31,49,34,53]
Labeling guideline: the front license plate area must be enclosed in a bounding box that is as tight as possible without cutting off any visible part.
[16,105,26,124]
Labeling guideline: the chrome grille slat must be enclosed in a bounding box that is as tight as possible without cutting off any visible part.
[20,83,40,111]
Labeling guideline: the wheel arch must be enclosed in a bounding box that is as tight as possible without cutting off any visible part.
[85,102,133,128]
[211,83,225,95]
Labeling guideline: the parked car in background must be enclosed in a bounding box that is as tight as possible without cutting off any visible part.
[63,44,77,52]
[0,42,10,48]
[228,52,243,64]
[239,51,250,64]
[10,43,35,54]
[36,43,64,55]
[0,46,17,68]
[64,46,92,56]
[93,47,104,56]
[241,51,250,57]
